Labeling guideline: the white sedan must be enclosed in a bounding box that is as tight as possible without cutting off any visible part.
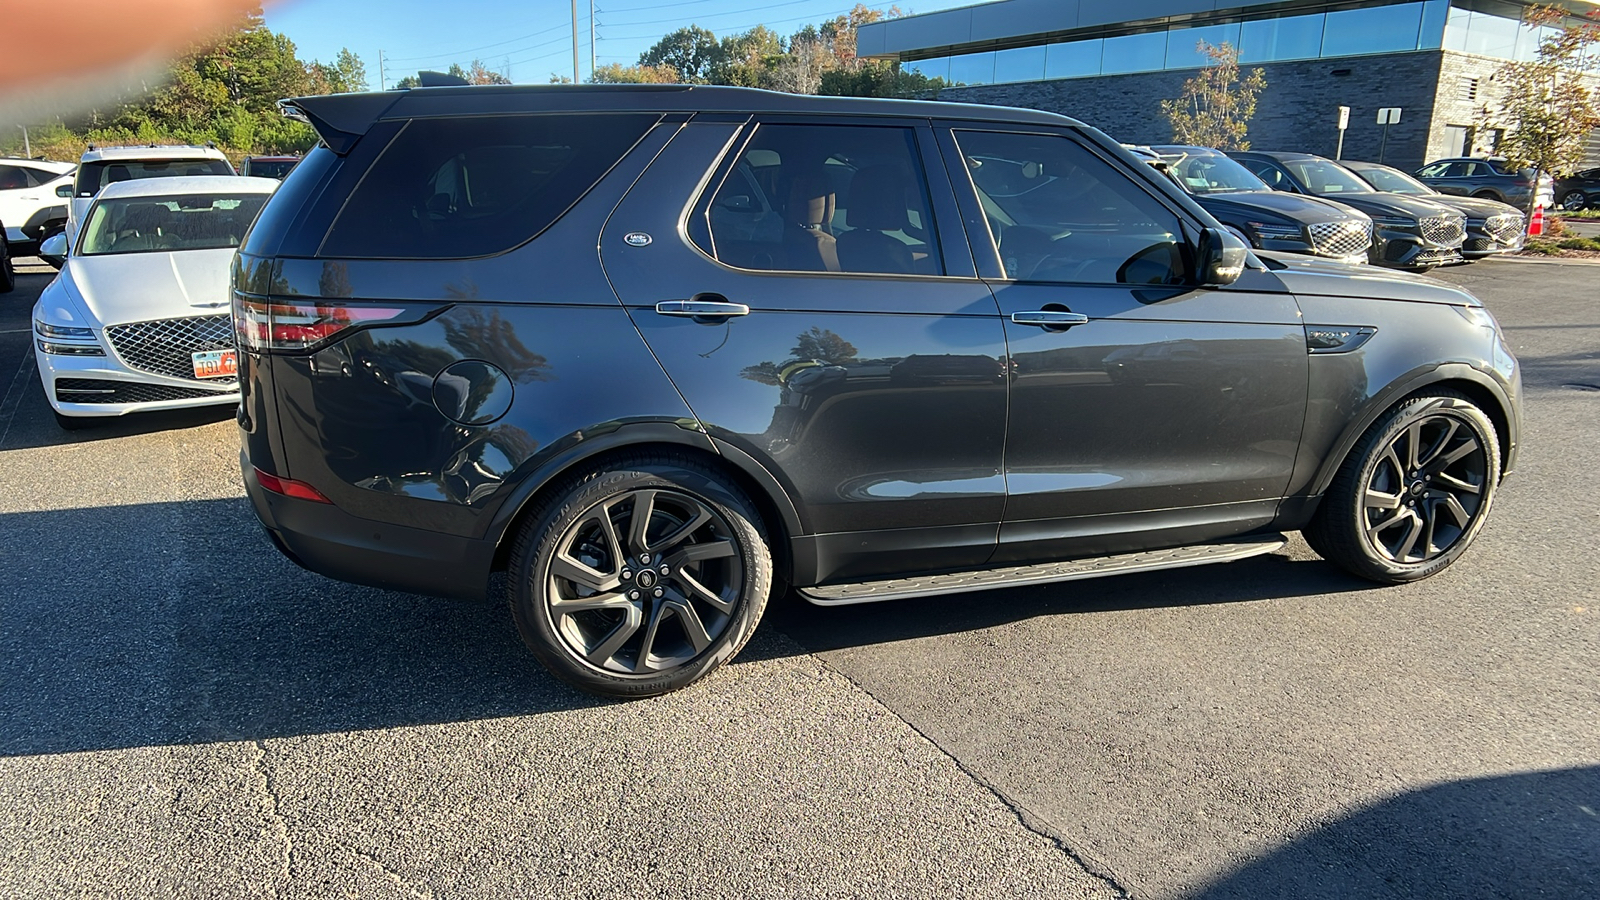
[33,175,278,428]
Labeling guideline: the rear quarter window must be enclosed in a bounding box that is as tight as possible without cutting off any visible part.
[319,113,658,259]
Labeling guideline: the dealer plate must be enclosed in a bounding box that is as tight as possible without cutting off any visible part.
[192,348,238,379]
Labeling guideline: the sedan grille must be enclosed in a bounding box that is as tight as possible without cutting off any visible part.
[55,378,235,404]
[1307,220,1373,257]
[103,315,235,384]
[1420,214,1466,247]
[1485,213,1525,243]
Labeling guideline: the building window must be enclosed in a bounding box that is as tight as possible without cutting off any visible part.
[1443,123,1475,157]
[949,51,996,85]
[903,57,950,82]
[994,45,1047,83]
[1101,31,1167,75]
[1166,23,1242,69]
[1044,38,1104,79]
[1239,12,1326,63]
[1321,3,1427,57]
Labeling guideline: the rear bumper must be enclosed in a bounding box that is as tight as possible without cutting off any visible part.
[242,453,496,601]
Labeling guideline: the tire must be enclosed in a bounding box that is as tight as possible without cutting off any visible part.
[507,452,773,698]
[1560,191,1589,212]
[1305,391,1499,584]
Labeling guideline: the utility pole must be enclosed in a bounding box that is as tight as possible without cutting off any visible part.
[378,49,387,90]
[572,0,580,83]
[19,126,29,158]
[590,0,596,78]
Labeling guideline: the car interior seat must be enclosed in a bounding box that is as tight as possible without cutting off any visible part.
[837,166,916,274]
[112,203,174,252]
[782,170,840,272]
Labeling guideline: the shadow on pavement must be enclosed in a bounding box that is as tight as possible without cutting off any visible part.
[1185,766,1600,899]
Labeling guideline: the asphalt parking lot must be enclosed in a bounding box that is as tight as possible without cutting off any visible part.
[2,256,1595,899]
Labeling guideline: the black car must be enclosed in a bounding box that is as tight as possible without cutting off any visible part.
[1555,167,1600,211]
[1342,160,1525,258]
[237,85,1522,697]
[1229,150,1467,271]
[1148,146,1372,263]
[1414,157,1553,210]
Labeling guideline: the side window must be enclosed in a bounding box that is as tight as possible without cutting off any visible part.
[0,165,25,191]
[694,123,944,276]
[1238,159,1285,188]
[1445,162,1475,177]
[1417,163,1448,178]
[953,130,1186,285]
[321,113,658,259]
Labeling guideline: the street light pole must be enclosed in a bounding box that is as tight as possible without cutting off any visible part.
[572,0,580,83]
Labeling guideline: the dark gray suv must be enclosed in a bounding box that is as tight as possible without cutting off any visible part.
[235,85,1522,697]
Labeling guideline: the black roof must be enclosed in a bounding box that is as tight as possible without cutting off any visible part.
[1227,150,1326,162]
[284,84,1085,154]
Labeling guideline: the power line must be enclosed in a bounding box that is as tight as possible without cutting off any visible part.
[601,0,830,29]
[600,7,856,42]
[384,21,572,64]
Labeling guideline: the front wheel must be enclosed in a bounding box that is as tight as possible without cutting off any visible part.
[1560,190,1589,212]
[507,453,772,698]
[1304,392,1500,583]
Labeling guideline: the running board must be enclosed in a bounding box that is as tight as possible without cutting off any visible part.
[798,536,1289,606]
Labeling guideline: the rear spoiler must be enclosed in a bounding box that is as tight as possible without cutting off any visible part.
[279,92,405,155]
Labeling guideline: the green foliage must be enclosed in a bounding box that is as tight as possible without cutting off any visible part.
[1160,42,1266,150]
[0,6,367,160]
[591,63,682,84]
[639,26,722,83]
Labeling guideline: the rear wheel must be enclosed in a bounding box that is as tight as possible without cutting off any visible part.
[1560,190,1589,212]
[507,453,772,698]
[1305,391,1499,583]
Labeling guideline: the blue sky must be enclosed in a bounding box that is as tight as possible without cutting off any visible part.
[262,0,968,87]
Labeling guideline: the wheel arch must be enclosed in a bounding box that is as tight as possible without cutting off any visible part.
[484,424,804,587]
[1308,364,1517,497]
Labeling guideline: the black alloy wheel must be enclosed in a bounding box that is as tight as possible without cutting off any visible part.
[1306,391,1500,583]
[508,454,772,697]
[1560,191,1589,212]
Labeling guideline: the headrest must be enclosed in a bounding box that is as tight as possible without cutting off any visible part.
[785,171,835,229]
[122,203,172,232]
[847,166,911,231]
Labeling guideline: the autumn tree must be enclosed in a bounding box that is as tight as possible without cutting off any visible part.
[1160,42,1266,150]
[590,63,681,84]
[1480,6,1600,214]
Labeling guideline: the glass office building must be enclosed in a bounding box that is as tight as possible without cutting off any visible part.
[858,0,1600,168]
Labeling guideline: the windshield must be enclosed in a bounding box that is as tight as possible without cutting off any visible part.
[1353,166,1434,195]
[72,158,235,198]
[78,194,268,255]
[1163,153,1269,194]
[1285,160,1374,195]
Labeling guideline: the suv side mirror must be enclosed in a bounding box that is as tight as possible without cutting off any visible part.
[55,184,73,198]
[1197,227,1246,286]
[39,232,69,266]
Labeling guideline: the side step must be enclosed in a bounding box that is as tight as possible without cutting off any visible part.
[798,535,1288,606]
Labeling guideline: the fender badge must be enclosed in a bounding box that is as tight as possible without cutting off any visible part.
[623,232,652,247]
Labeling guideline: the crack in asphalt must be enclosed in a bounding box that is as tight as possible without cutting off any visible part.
[337,842,437,900]
[251,740,293,892]
[793,644,1133,899]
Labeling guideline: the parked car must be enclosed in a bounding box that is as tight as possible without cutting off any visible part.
[59,144,235,245]
[1,158,75,257]
[1414,157,1554,210]
[1554,167,1600,211]
[0,222,12,293]
[33,176,277,428]
[1342,160,1525,258]
[1229,150,1467,271]
[237,85,1521,697]
[1146,145,1372,264]
[241,155,301,179]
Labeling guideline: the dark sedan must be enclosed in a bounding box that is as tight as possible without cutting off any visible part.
[1555,167,1600,211]
[1229,150,1466,271]
[1343,160,1525,258]
[1149,145,1372,263]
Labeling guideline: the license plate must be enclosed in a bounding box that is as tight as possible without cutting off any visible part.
[192,348,238,379]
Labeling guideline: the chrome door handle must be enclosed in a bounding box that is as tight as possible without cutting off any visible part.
[1011,310,1089,327]
[656,299,750,318]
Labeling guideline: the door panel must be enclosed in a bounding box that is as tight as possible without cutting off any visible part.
[941,126,1309,561]
[601,121,1010,582]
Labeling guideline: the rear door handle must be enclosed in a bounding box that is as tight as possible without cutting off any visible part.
[1011,310,1089,328]
[655,299,750,318]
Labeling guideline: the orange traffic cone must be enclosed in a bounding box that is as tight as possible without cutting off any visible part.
[1529,205,1544,236]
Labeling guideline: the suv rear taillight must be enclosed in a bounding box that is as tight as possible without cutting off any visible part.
[232,296,432,352]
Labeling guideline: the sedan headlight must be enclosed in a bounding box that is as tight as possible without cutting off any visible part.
[1249,222,1303,239]
[34,320,95,340]
[37,340,107,356]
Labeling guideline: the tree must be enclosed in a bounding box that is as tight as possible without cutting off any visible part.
[1159,42,1266,150]
[1481,6,1600,214]
[639,26,721,83]
[466,59,511,85]
[590,63,680,84]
